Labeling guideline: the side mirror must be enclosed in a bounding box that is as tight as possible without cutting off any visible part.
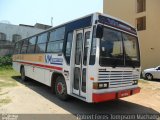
[96,25,103,38]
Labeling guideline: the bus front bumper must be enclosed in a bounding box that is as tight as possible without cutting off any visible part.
[92,87,141,103]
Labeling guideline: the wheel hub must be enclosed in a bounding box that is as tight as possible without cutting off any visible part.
[57,82,63,94]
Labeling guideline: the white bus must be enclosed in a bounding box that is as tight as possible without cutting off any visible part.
[13,13,141,103]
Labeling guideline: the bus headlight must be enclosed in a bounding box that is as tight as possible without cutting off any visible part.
[103,83,108,88]
[93,82,109,89]
[98,83,104,88]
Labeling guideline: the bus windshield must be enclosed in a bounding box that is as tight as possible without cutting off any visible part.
[99,27,140,67]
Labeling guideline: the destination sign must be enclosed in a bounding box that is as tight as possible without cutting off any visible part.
[98,15,137,35]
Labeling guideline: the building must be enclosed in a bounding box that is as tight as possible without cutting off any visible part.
[104,0,160,70]
[34,23,52,30]
[19,23,52,30]
[0,23,50,56]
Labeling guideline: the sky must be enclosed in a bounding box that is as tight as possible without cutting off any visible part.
[0,0,103,26]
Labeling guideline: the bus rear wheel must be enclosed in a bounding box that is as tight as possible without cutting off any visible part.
[20,67,26,82]
[55,76,69,100]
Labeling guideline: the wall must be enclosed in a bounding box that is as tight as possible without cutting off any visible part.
[0,23,44,56]
[104,0,136,26]
[0,23,43,41]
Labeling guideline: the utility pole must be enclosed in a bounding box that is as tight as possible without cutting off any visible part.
[51,17,53,26]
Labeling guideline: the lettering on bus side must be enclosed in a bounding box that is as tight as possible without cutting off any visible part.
[45,55,63,65]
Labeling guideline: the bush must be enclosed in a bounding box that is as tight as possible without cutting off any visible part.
[0,55,12,67]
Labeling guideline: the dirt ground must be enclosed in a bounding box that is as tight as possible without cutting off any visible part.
[121,80,160,113]
[0,75,160,115]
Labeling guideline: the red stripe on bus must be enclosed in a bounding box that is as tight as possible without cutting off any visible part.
[15,61,63,71]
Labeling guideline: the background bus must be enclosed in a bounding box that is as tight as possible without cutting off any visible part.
[13,13,141,103]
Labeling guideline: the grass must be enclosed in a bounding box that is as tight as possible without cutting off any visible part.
[0,66,19,106]
[0,91,9,96]
[0,65,19,107]
[0,97,11,107]
[0,80,17,88]
[0,65,19,76]
[0,66,20,88]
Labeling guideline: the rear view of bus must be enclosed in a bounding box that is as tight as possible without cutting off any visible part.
[88,13,141,103]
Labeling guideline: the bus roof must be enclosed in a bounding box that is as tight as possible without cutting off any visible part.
[45,12,136,31]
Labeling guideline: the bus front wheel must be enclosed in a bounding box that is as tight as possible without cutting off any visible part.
[55,76,69,100]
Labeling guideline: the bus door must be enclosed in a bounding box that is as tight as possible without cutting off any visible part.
[72,28,91,98]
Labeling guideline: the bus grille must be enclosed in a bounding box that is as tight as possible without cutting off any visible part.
[98,70,140,88]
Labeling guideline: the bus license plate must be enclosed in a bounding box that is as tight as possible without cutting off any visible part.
[118,90,131,98]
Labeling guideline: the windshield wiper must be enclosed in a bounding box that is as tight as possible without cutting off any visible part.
[111,54,123,68]
[112,59,118,68]
[129,60,135,68]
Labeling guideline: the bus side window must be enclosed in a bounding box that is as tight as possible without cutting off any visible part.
[65,32,73,64]
[27,37,37,54]
[47,27,65,53]
[19,41,23,54]
[21,39,29,54]
[14,41,22,54]
[35,33,48,53]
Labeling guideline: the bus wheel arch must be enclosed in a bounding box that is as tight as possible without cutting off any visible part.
[51,72,65,92]
[51,72,60,93]
[51,72,69,100]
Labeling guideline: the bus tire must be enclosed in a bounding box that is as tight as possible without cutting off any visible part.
[55,76,69,101]
[20,66,26,82]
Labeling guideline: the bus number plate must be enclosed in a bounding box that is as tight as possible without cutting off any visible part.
[118,90,131,98]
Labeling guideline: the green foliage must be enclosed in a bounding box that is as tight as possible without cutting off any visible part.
[0,55,12,67]
[0,67,19,88]
[0,97,12,107]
